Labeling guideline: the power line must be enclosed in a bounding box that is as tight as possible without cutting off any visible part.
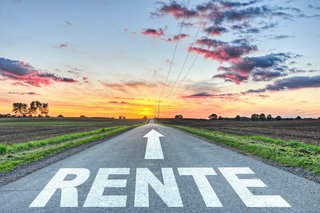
[166,15,206,99]
[158,0,190,101]
[168,14,214,100]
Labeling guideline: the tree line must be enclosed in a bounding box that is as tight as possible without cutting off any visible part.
[173,113,316,121]
[3,101,49,117]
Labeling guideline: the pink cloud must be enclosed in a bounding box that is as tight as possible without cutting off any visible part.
[142,28,165,38]
[0,57,77,87]
[167,33,188,42]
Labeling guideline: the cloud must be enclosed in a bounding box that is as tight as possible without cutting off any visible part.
[83,77,89,84]
[0,57,77,87]
[243,75,320,93]
[8,92,39,95]
[182,91,239,100]
[196,38,226,48]
[214,72,248,84]
[272,35,294,39]
[141,28,165,38]
[189,40,257,63]
[183,92,213,98]
[167,33,188,42]
[214,53,294,83]
[101,80,157,93]
[251,70,286,81]
[309,4,320,10]
[152,1,198,19]
[56,43,69,48]
[108,101,129,105]
[203,26,228,35]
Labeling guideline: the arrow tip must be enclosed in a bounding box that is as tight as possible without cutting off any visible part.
[143,129,164,138]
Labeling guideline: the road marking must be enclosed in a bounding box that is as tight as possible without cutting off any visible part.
[178,167,223,207]
[30,168,291,208]
[83,168,129,207]
[134,168,183,207]
[143,129,164,159]
[29,168,90,207]
[219,167,291,207]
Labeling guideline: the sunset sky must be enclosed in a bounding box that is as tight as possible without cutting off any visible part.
[0,0,319,118]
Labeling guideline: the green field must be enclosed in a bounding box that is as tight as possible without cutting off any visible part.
[170,125,320,175]
[0,118,146,172]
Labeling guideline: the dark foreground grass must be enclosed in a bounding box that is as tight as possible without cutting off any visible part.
[0,124,141,173]
[170,125,320,175]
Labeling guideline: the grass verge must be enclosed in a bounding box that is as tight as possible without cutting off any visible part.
[170,125,320,175]
[0,124,140,173]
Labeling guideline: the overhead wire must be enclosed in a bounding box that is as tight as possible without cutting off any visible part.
[158,0,191,101]
[166,15,206,99]
[168,13,213,100]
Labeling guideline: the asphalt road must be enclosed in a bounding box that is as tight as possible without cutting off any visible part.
[0,121,319,212]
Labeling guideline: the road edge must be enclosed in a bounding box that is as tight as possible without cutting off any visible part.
[0,126,139,187]
[165,124,320,184]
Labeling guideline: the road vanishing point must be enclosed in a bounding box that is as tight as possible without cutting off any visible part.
[0,119,319,212]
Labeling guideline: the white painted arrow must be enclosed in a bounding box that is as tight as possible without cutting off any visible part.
[143,129,164,159]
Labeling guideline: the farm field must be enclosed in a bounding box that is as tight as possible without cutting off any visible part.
[0,118,145,144]
[159,119,320,176]
[0,118,146,173]
[159,119,320,146]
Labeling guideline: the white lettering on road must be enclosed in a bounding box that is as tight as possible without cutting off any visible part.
[178,167,222,207]
[143,129,164,159]
[29,168,90,207]
[134,168,183,207]
[83,168,129,207]
[219,167,291,207]
[30,167,291,208]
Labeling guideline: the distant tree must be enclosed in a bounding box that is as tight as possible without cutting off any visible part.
[29,101,42,116]
[296,116,302,120]
[175,114,183,119]
[318,117,320,120]
[12,103,19,115]
[39,103,49,116]
[12,103,29,117]
[209,113,218,120]
[267,114,272,121]
[57,115,64,118]
[275,115,282,121]
[143,116,147,119]
[80,115,86,118]
[259,113,266,121]
[235,115,241,121]
[251,114,259,121]
[218,116,223,120]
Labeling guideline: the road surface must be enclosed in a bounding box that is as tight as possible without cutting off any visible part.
[0,121,319,212]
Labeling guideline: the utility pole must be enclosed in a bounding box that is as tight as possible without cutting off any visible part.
[156,101,161,119]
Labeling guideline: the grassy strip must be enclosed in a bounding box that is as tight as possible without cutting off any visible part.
[0,124,140,173]
[0,126,120,154]
[170,125,320,175]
